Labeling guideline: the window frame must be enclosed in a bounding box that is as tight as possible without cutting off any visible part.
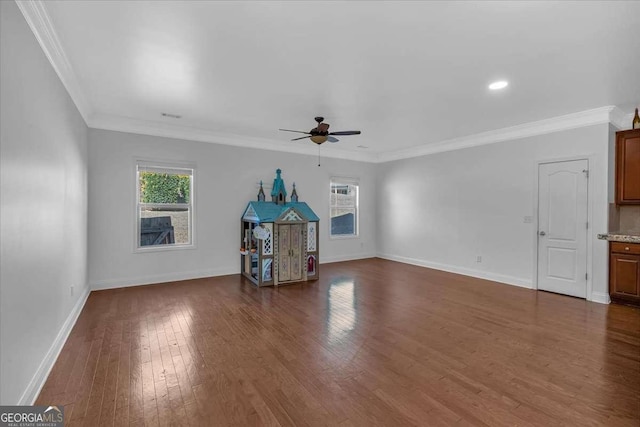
[134,159,196,252]
[329,177,359,239]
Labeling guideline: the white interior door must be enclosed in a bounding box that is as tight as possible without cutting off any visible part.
[537,160,588,298]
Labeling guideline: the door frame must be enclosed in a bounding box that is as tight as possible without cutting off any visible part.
[532,155,594,301]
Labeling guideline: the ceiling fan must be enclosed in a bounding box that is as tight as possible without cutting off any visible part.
[279,116,361,145]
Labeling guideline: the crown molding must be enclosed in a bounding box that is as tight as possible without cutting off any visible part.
[16,0,92,122]
[89,106,626,164]
[376,106,623,163]
[608,105,629,130]
[88,113,379,163]
[610,111,635,131]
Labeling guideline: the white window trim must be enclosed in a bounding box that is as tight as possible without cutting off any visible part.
[329,176,359,239]
[134,159,196,253]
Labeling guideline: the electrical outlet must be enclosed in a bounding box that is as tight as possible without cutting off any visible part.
[476,256,482,263]
[70,285,74,296]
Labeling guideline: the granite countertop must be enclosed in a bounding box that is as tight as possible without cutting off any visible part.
[597,232,640,244]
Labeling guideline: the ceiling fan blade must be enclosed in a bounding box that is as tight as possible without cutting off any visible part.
[328,130,361,136]
[291,135,312,141]
[279,128,311,134]
[318,123,330,132]
[328,136,339,143]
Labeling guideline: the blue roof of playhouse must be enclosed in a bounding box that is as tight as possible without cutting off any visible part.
[244,169,319,222]
[244,201,319,222]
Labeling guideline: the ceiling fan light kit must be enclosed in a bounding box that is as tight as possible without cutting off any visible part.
[310,135,328,145]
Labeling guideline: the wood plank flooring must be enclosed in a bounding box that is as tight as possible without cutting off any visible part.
[36,259,640,426]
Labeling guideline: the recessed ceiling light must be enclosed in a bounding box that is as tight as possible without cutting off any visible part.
[488,80,509,90]
[161,112,182,119]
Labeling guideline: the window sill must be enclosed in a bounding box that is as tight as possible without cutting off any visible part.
[134,243,196,254]
[329,234,359,240]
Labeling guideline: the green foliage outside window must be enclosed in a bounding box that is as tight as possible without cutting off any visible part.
[140,172,190,204]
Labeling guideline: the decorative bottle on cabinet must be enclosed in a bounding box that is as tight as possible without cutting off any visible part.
[633,108,640,130]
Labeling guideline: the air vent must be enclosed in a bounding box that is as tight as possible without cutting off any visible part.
[161,113,182,119]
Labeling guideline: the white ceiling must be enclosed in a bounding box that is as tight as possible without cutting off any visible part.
[20,1,640,161]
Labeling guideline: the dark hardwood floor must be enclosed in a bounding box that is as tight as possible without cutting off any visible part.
[36,258,640,426]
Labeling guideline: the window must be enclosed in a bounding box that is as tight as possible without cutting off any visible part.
[330,178,359,237]
[136,161,194,250]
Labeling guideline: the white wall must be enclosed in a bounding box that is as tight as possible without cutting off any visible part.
[88,129,376,289]
[0,1,89,405]
[608,123,616,204]
[376,124,610,302]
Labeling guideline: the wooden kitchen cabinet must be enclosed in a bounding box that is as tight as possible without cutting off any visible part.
[609,242,640,306]
[615,129,640,204]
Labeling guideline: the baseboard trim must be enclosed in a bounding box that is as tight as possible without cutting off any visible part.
[18,285,90,405]
[590,291,611,305]
[321,253,376,264]
[91,256,379,290]
[377,253,533,289]
[90,267,238,290]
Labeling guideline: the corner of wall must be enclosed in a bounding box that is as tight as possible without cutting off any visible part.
[590,291,611,305]
[18,286,90,405]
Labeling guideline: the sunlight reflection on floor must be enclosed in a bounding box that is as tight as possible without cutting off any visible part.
[327,278,357,345]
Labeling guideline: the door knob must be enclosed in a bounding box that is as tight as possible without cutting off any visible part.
[539,231,546,236]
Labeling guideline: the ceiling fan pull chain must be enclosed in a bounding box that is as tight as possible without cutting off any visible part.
[318,145,321,167]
